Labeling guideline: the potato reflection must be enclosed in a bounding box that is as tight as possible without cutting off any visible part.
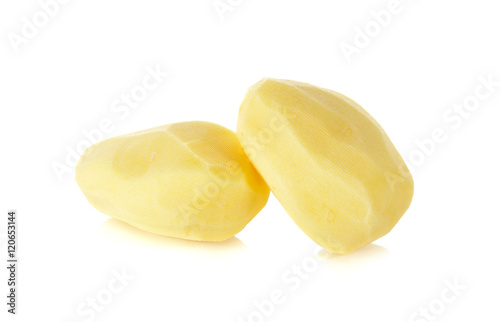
[99,218,248,255]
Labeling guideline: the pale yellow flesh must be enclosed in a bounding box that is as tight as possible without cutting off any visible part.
[237,78,414,254]
[76,121,270,241]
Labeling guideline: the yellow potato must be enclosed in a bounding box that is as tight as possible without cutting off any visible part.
[237,78,414,254]
[76,121,270,241]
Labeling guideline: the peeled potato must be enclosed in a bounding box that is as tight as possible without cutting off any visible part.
[237,78,414,254]
[76,121,270,241]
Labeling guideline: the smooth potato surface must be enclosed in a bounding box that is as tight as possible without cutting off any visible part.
[76,121,270,241]
[237,79,414,253]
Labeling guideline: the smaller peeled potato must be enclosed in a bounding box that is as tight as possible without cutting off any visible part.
[76,121,270,241]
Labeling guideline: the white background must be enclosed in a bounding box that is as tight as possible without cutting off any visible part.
[1,0,499,321]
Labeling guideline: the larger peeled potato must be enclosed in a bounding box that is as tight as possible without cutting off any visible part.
[76,121,270,241]
[237,79,414,254]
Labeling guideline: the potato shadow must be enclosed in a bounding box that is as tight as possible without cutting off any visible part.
[99,218,248,255]
[315,244,391,270]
